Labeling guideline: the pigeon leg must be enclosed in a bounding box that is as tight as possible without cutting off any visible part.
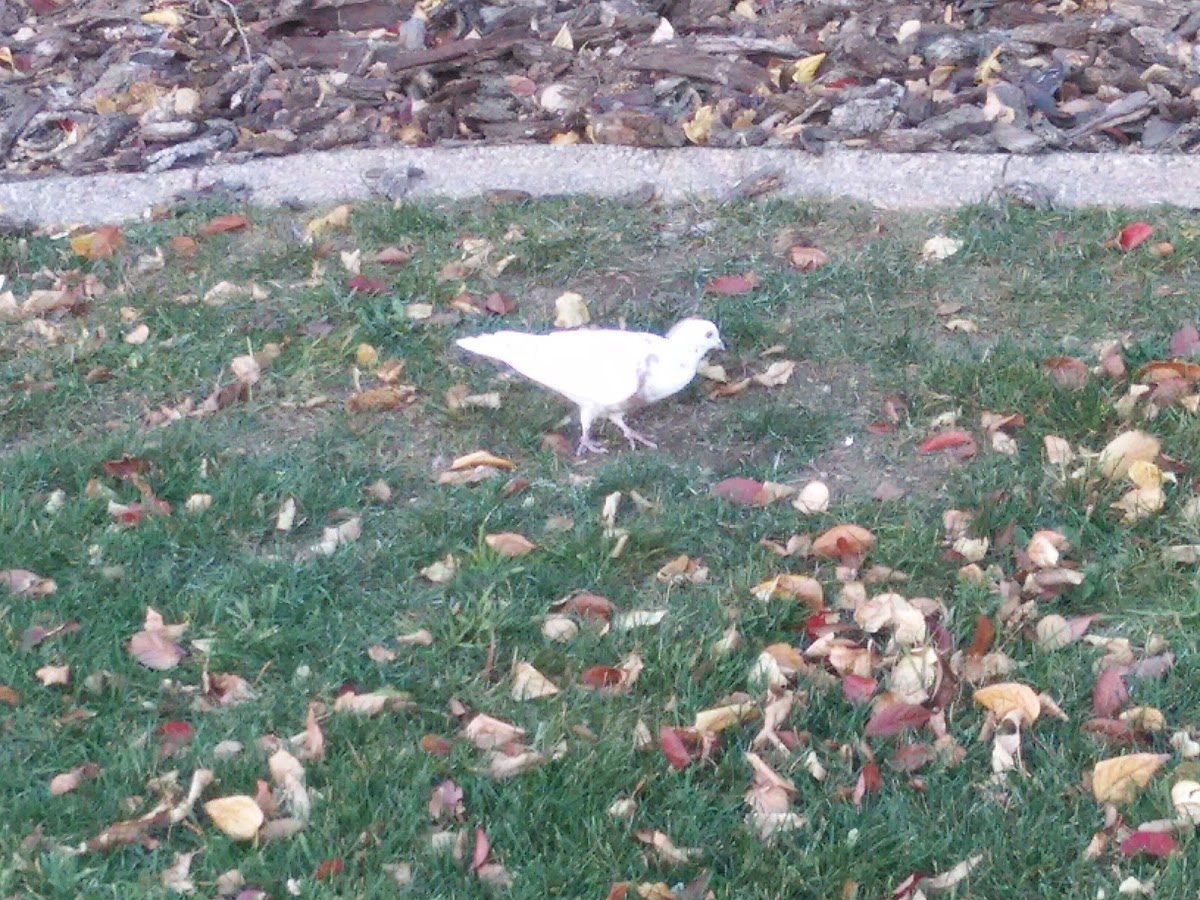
[610,414,657,450]
[576,409,608,455]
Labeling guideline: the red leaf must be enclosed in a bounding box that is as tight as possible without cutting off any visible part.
[1169,323,1200,359]
[101,456,149,479]
[470,825,490,872]
[711,477,764,505]
[156,720,192,743]
[864,702,930,738]
[313,858,343,880]
[347,275,387,294]
[1119,830,1176,857]
[658,726,692,769]
[1117,221,1153,251]
[199,213,250,236]
[578,666,623,689]
[841,674,877,705]
[804,610,842,641]
[887,743,937,773]
[1042,355,1089,390]
[704,273,757,295]
[1092,667,1128,718]
[917,430,976,456]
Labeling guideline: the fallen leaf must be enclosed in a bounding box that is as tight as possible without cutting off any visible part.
[204,795,263,840]
[864,702,930,738]
[0,569,57,596]
[50,763,99,795]
[345,386,416,412]
[1098,430,1161,480]
[917,430,976,456]
[1119,830,1176,857]
[973,682,1040,725]
[1168,323,1200,358]
[511,662,560,700]
[70,225,125,260]
[485,532,535,558]
[1092,753,1169,804]
[199,214,250,236]
[659,726,693,769]
[127,608,186,670]
[921,235,963,260]
[1093,667,1129,718]
[812,524,875,561]
[787,246,828,271]
[553,292,589,328]
[1117,222,1153,251]
[34,667,69,686]
[704,273,758,295]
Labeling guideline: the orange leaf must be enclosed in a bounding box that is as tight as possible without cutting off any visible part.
[704,273,758,295]
[199,213,250,236]
[711,477,763,505]
[787,245,828,271]
[917,430,976,455]
[965,615,994,659]
[812,524,875,561]
[69,225,125,260]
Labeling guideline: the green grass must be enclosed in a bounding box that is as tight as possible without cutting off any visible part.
[2,198,1200,897]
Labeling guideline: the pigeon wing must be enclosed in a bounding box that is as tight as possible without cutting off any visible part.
[457,330,660,411]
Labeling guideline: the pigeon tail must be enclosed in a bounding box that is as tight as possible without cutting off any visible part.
[455,331,538,364]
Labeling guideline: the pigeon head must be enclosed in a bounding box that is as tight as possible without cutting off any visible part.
[667,318,724,357]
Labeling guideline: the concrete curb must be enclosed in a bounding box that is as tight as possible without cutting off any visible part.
[3,146,1200,227]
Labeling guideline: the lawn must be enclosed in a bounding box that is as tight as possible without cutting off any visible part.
[2,195,1199,898]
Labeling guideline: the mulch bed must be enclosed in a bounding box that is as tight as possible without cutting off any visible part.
[2,0,1199,181]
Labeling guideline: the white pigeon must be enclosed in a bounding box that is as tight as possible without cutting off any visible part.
[456,318,724,454]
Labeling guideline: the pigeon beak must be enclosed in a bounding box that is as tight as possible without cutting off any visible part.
[715,339,725,352]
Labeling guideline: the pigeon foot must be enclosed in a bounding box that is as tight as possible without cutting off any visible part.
[613,418,657,450]
[575,435,609,455]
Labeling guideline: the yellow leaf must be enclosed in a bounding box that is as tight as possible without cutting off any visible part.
[1127,459,1164,489]
[1092,753,1169,804]
[303,204,352,242]
[791,53,826,84]
[451,450,515,471]
[204,795,264,841]
[553,291,589,328]
[683,105,714,145]
[975,45,1003,84]
[355,343,378,367]
[750,574,824,607]
[1098,430,1160,480]
[693,702,758,732]
[141,8,184,27]
[972,682,1040,724]
[551,23,573,50]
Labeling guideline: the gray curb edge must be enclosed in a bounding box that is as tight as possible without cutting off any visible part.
[3,146,1199,227]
